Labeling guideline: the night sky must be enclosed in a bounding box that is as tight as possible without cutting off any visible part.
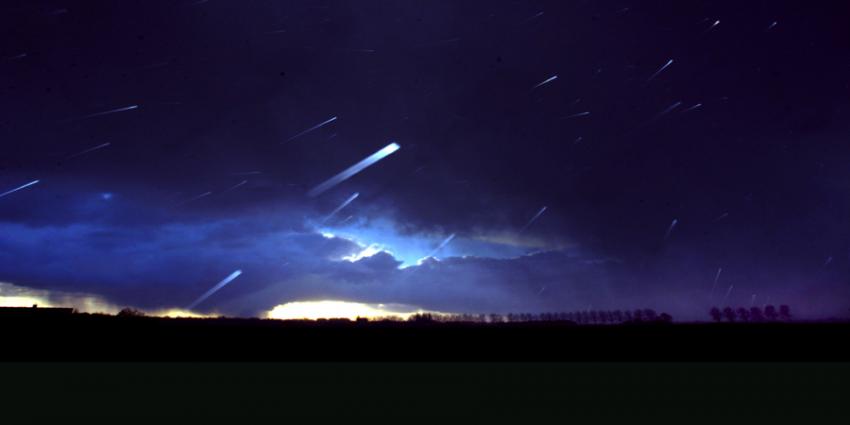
[2,0,850,319]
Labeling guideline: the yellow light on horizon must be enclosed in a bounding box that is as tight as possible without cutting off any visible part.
[0,295,51,308]
[267,300,427,321]
[148,308,216,319]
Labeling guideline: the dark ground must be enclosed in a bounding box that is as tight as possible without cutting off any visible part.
[3,312,849,361]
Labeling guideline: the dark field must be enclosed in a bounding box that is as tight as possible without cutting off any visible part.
[3,312,849,361]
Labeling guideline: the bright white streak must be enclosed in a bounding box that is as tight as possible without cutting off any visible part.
[308,142,400,197]
[682,103,703,113]
[767,21,778,31]
[705,20,720,32]
[74,105,139,121]
[0,180,40,199]
[562,111,591,119]
[285,116,338,142]
[653,101,683,121]
[520,206,548,233]
[532,75,558,90]
[426,233,456,259]
[187,270,242,310]
[646,59,674,83]
[64,142,111,160]
[321,192,359,224]
[664,218,678,239]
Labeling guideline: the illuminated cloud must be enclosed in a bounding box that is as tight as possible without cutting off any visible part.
[266,300,439,320]
[0,282,215,318]
[0,281,119,313]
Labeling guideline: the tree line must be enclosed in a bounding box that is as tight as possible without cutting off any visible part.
[407,309,673,324]
[709,305,791,322]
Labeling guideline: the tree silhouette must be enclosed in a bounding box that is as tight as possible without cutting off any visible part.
[764,305,778,321]
[643,309,657,321]
[117,308,144,317]
[709,307,722,322]
[722,307,736,322]
[749,307,764,322]
[736,307,750,322]
[409,313,434,323]
[613,310,624,323]
[779,305,792,321]
[594,311,604,324]
[633,309,644,322]
[658,313,673,323]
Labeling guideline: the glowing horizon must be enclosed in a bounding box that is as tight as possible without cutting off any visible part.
[266,300,437,321]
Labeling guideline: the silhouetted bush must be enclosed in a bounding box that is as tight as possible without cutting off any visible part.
[764,305,778,321]
[779,305,792,321]
[408,313,434,323]
[708,305,795,323]
[117,308,145,317]
[710,307,723,322]
[723,307,736,322]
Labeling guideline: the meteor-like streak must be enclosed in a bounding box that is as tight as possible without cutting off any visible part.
[664,218,678,240]
[562,111,591,120]
[766,21,778,31]
[284,116,338,142]
[682,103,703,113]
[722,285,734,304]
[426,233,456,259]
[64,142,111,160]
[176,191,212,206]
[704,20,720,33]
[710,267,722,300]
[0,180,40,199]
[652,101,683,121]
[646,59,674,83]
[713,212,729,222]
[520,206,548,233]
[187,270,243,311]
[518,11,544,25]
[532,75,558,90]
[64,105,139,122]
[308,142,401,197]
[321,192,359,224]
[222,180,248,194]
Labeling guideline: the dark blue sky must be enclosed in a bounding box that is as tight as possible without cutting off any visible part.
[1,0,849,319]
